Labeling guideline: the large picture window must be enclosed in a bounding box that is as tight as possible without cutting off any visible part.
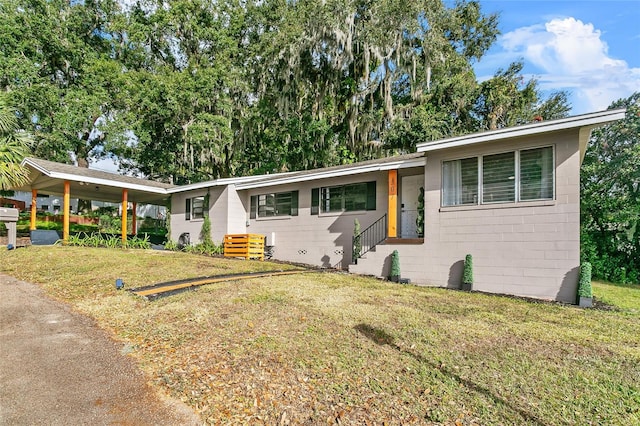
[442,146,554,207]
[186,196,205,220]
[311,181,376,214]
[250,191,298,218]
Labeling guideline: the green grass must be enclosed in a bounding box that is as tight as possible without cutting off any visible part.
[593,280,640,313]
[1,246,639,424]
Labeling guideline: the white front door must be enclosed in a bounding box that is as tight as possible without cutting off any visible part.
[400,175,423,238]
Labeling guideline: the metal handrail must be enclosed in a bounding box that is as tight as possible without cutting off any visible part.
[352,214,387,264]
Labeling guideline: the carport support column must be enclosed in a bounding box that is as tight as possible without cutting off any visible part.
[132,202,137,235]
[30,189,37,231]
[63,181,70,242]
[388,170,397,238]
[121,189,128,245]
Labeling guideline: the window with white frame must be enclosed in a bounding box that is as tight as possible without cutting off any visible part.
[250,191,298,218]
[185,196,205,220]
[442,146,554,207]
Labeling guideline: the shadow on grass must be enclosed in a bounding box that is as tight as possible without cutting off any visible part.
[354,323,546,425]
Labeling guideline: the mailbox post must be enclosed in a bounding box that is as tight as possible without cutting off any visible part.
[0,207,19,249]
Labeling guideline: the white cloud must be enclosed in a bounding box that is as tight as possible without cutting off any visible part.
[498,17,640,113]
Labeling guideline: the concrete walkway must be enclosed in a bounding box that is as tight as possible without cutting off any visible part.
[0,273,201,425]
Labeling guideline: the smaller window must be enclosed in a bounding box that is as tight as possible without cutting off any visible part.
[250,191,298,218]
[520,146,554,201]
[482,152,515,203]
[442,157,478,206]
[186,196,205,220]
[317,181,376,213]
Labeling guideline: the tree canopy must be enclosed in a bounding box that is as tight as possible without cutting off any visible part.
[0,95,32,191]
[1,0,571,184]
[581,92,640,283]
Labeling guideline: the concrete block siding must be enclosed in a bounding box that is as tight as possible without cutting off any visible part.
[246,173,389,268]
[351,129,581,303]
[172,129,580,303]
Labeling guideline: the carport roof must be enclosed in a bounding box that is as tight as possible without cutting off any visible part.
[15,158,175,204]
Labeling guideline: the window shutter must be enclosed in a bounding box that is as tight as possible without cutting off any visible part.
[250,195,257,219]
[185,198,191,221]
[291,191,299,216]
[366,181,376,210]
[311,188,319,215]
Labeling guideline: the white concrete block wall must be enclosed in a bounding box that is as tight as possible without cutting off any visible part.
[351,129,581,303]
[246,173,389,268]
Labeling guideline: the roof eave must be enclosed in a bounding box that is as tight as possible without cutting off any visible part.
[236,157,425,190]
[416,108,627,153]
[20,158,170,194]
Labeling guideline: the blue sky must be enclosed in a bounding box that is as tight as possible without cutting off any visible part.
[472,0,640,114]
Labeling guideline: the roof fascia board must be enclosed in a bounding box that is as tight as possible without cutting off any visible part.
[417,108,626,153]
[22,158,49,174]
[165,174,284,194]
[236,157,425,190]
[22,158,169,194]
[46,171,168,194]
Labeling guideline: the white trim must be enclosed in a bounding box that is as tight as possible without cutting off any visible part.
[417,108,626,153]
[236,158,425,190]
[21,159,169,194]
[50,172,168,194]
[166,174,290,194]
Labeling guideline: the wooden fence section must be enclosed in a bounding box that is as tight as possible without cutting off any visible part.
[223,234,265,260]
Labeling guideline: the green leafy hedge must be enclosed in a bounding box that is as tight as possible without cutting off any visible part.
[578,262,593,298]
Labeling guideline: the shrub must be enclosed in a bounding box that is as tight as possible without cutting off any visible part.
[164,240,178,251]
[390,250,400,281]
[578,262,593,298]
[353,219,361,261]
[463,254,473,285]
[200,215,213,245]
[416,187,425,237]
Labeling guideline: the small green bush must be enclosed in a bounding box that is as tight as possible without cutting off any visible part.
[578,262,593,298]
[463,254,473,285]
[200,215,213,245]
[390,250,400,280]
[164,240,178,251]
[416,187,425,237]
[353,219,361,261]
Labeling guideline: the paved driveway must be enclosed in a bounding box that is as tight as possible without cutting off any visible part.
[0,274,201,425]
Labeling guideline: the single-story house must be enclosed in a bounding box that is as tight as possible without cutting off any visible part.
[167,109,625,303]
[15,108,625,303]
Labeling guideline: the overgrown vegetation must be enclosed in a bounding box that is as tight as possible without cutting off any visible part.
[0,247,637,424]
[1,0,570,184]
[581,93,640,283]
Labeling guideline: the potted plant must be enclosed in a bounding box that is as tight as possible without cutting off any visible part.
[390,250,400,282]
[578,262,593,308]
[462,254,473,291]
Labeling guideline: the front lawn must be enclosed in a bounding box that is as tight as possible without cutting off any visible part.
[1,246,638,424]
[593,280,640,313]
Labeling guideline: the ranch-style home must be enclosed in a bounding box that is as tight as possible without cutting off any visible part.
[15,109,625,303]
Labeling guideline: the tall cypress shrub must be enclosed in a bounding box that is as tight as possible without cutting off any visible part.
[462,254,473,291]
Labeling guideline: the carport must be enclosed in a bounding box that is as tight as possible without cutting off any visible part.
[13,158,174,243]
